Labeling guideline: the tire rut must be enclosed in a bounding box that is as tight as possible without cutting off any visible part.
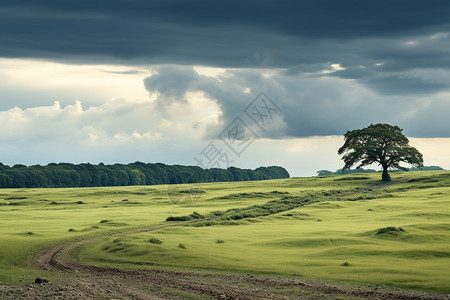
[18,224,450,300]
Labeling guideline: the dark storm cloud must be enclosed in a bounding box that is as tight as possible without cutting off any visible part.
[1,0,449,65]
[329,64,450,95]
[3,0,449,96]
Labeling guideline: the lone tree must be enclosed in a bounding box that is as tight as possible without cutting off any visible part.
[338,123,423,181]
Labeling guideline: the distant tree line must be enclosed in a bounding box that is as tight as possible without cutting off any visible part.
[317,166,444,176]
[0,162,290,188]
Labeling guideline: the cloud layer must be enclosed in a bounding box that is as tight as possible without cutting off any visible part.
[1,1,450,96]
[1,2,449,174]
[144,66,450,138]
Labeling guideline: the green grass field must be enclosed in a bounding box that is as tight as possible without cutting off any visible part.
[1,171,449,293]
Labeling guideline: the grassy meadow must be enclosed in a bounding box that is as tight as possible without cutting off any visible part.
[1,171,449,293]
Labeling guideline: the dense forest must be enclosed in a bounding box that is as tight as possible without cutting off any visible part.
[0,162,290,188]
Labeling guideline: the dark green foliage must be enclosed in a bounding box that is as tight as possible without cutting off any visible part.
[177,243,186,249]
[215,239,225,244]
[409,166,443,171]
[167,188,393,226]
[219,192,269,199]
[318,166,443,177]
[318,168,377,176]
[407,177,439,183]
[334,176,369,181]
[316,170,335,176]
[338,124,424,181]
[166,216,191,222]
[166,212,204,222]
[336,168,377,175]
[376,226,405,235]
[192,220,241,226]
[341,262,351,266]
[179,188,205,194]
[149,237,163,244]
[99,219,111,223]
[189,212,204,219]
[270,190,289,194]
[0,162,289,188]
[221,196,315,221]
[0,173,12,187]
[68,228,76,232]
[4,196,27,200]
[167,196,317,224]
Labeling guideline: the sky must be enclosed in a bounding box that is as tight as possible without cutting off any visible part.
[0,0,450,176]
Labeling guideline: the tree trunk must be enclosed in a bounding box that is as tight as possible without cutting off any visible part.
[381,164,391,182]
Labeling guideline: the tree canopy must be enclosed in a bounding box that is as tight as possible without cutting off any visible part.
[0,162,290,188]
[338,123,423,181]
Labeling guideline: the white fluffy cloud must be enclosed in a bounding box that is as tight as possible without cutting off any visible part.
[0,96,222,146]
[1,100,154,143]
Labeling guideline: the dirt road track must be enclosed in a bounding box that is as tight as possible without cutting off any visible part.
[1,226,448,300]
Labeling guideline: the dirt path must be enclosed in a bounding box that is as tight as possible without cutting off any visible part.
[1,224,448,300]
